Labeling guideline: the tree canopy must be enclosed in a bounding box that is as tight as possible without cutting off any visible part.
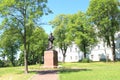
[50,12,97,61]
[68,11,97,58]
[50,14,70,62]
[0,0,51,73]
[87,0,120,61]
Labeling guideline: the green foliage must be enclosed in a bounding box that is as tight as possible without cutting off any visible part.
[18,27,48,65]
[50,14,70,62]
[28,27,48,64]
[0,0,51,73]
[81,58,90,63]
[0,60,4,67]
[50,12,97,61]
[17,52,24,66]
[68,11,97,58]
[87,0,120,40]
[87,0,120,61]
[0,26,20,66]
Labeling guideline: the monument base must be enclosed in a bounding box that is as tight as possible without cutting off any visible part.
[44,50,58,68]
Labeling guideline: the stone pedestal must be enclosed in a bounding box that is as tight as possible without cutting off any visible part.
[44,50,58,68]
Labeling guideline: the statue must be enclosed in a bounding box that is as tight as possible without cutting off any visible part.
[47,33,55,50]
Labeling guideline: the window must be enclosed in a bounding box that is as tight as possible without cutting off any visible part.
[75,48,77,52]
[119,43,120,48]
[75,56,78,60]
[59,57,61,60]
[70,56,72,60]
[98,45,100,49]
[103,43,105,47]
[91,55,93,59]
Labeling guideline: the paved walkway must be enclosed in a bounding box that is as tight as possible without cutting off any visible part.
[30,70,59,80]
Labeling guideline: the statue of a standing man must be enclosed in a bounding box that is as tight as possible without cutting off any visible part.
[48,33,55,50]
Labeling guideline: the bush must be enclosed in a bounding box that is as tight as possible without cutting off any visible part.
[0,60,8,67]
[100,58,111,62]
[0,60,4,67]
[81,58,90,63]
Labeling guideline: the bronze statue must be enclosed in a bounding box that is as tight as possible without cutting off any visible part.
[47,33,54,50]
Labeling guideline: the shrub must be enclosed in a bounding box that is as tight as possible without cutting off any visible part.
[81,58,90,63]
[0,60,4,67]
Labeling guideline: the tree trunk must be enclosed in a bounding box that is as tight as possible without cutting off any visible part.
[24,41,28,73]
[83,43,87,58]
[104,47,108,62]
[24,25,28,73]
[24,19,28,73]
[23,5,28,73]
[62,45,67,63]
[63,53,66,63]
[11,46,15,66]
[111,35,116,61]
[61,49,66,63]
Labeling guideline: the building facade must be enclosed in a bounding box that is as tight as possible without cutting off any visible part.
[55,42,83,62]
[55,37,120,62]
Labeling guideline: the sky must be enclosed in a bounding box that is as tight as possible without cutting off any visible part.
[41,0,90,34]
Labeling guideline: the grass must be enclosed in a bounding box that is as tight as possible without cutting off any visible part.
[0,64,40,80]
[0,62,120,80]
[59,62,120,80]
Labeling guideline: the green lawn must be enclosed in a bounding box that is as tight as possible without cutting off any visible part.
[0,64,40,80]
[59,62,120,80]
[0,62,120,80]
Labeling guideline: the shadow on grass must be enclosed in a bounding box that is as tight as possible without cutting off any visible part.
[59,68,92,73]
[27,71,38,74]
[37,70,58,75]
[27,70,57,75]
[28,68,92,75]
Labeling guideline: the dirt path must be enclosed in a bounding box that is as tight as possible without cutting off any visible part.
[29,70,59,80]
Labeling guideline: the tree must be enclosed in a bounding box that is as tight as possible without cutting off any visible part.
[50,14,70,62]
[0,0,52,73]
[67,11,97,58]
[87,0,120,61]
[0,26,20,66]
[29,27,48,64]
[18,27,48,65]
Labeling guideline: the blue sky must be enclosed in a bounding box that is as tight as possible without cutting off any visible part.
[41,0,90,34]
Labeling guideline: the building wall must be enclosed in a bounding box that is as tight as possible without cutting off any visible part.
[89,41,113,61]
[115,38,120,60]
[55,42,84,62]
[55,38,120,62]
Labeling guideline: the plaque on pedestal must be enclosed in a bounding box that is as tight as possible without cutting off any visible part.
[44,50,58,68]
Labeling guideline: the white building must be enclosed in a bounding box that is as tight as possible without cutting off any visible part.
[89,40,113,61]
[115,32,120,60]
[55,36,120,62]
[55,42,84,62]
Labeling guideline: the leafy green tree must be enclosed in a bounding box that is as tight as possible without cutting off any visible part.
[87,0,120,61]
[29,27,48,64]
[0,59,4,67]
[0,26,20,66]
[50,12,97,61]
[68,11,97,58]
[18,27,48,65]
[0,0,51,73]
[50,14,70,62]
